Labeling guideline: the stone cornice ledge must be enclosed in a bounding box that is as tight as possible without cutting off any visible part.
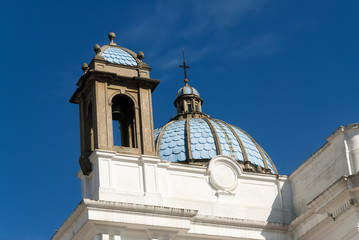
[53,199,290,239]
[92,149,140,161]
[307,176,349,212]
[329,198,358,220]
[290,174,359,231]
[83,199,198,217]
[327,123,359,142]
[51,201,86,240]
[140,155,161,163]
[193,214,289,232]
[291,123,359,179]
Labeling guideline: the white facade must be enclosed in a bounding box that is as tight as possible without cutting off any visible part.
[53,152,291,240]
[53,34,359,240]
[52,124,359,240]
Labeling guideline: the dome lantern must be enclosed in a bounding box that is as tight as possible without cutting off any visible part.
[172,50,209,121]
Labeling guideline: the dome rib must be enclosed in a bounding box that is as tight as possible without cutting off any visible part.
[185,119,193,160]
[234,126,269,169]
[216,119,249,163]
[263,148,278,173]
[202,118,222,155]
[231,125,277,174]
[211,119,237,160]
[155,120,173,156]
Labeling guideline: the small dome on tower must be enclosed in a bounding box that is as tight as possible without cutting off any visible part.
[177,85,200,97]
[90,32,149,67]
[83,33,151,80]
[102,47,138,66]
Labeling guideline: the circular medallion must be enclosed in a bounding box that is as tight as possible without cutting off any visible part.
[208,156,242,192]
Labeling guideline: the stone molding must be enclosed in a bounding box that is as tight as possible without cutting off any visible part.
[290,174,359,232]
[193,214,289,232]
[328,199,357,220]
[53,198,290,240]
[83,199,198,217]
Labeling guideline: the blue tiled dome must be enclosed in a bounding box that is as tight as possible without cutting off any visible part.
[154,118,277,173]
[177,85,200,97]
[102,47,138,66]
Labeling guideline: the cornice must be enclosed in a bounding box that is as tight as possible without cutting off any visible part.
[83,199,198,218]
[51,201,86,240]
[290,123,359,178]
[70,71,160,104]
[193,214,289,232]
[327,123,359,142]
[54,198,290,239]
[290,174,359,231]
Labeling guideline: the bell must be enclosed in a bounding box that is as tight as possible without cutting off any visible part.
[112,105,124,121]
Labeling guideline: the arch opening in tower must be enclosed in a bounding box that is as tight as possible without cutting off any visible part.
[111,94,137,148]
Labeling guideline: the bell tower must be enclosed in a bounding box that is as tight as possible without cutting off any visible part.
[70,32,160,175]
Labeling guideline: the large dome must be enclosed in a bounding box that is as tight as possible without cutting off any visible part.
[154,62,277,174]
[155,118,277,174]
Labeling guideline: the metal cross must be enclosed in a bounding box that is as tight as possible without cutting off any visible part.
[179,49,190,81]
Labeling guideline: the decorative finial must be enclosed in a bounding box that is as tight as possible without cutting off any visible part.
[108,32,116,45]
[94,44,101,54]
[179,48,190,84]
[82,63,89,72]
[137,51,144,61]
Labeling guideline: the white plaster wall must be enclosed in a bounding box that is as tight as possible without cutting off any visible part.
[79,151,293,225]
[289,131,350,216]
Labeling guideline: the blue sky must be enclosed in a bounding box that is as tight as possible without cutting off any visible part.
[0,1,358,239]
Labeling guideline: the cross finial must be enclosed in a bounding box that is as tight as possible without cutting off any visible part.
[179,49,190,84]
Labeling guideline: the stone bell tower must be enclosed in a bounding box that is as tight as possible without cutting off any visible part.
[70,32,160,175]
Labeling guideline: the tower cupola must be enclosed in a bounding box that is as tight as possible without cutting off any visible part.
[70,32,160,175]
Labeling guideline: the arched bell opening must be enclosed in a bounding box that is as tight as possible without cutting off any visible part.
[111,94,137,148]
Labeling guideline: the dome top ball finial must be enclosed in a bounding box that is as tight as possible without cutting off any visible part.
[108,32,116,45]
